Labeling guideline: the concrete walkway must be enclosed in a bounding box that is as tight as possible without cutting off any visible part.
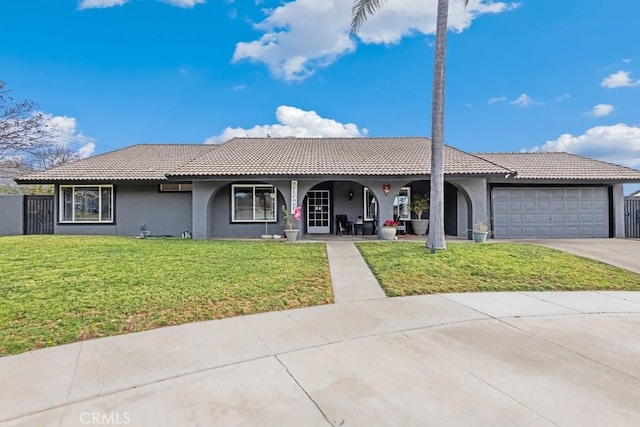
[326,241,386,303]
[2,292,640,427]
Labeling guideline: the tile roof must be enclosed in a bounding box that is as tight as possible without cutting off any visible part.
[14,139,640,184]
[14,144,218,183]
[168,137,511,177]
[476,152,640,181]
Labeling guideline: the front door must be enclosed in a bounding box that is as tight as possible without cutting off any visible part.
[307,190,330,233]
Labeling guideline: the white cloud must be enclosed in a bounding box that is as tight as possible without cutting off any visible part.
[529,123,640,168]
[601,70,640,88]
[622,58,632,64]
[355,0,519,44]
[205,105,367,144]
[78,0,128,9]
[161,0,205,7]
[584,104,614,118]
[233,0,519,81]
[510,93,536,106]
[555,93,570,102]
[43,114,96,158]
[78,0,204,10]
[487,96,507,105]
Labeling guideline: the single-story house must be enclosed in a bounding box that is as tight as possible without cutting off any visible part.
[14,137,640,239]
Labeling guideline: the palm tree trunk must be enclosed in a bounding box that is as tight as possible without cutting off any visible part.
[426,0,448,251]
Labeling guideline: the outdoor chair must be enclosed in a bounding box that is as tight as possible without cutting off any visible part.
[335,214,353,236]
[394,215,407,235]
[354,214,364,235]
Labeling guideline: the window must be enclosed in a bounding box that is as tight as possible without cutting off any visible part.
[394,187,411,220]
[60,185,113,223]
[363,187,377,221]
[160,183,192,192]
[232,184,277,222]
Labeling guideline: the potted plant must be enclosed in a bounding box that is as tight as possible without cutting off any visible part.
[410,194,430,235]
[282,204,301,242]
[381,219,398,240]
[473,220,490,243]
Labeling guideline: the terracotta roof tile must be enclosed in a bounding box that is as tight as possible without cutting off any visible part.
[169,137,510,177]
[15,144,218,183]
[476,152,640,181]
[17,140,640,184]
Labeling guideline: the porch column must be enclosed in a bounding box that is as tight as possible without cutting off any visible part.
[191,181,219,239]
[612,183,625,238]
[448,178,488,237]
[359,181,405,239]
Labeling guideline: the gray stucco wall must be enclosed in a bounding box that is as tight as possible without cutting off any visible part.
[0,195,24,236]
[54,184,192,237]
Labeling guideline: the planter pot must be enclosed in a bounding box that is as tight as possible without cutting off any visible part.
[381,226,397,241]
[411,219,430,235]
[473,231,489,243]
[284,229,299,242]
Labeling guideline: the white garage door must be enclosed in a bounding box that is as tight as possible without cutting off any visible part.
[492,187,609,239]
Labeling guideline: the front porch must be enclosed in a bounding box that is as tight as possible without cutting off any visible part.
[192,177,487,240]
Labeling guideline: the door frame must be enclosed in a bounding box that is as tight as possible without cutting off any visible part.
[306,189,331,233]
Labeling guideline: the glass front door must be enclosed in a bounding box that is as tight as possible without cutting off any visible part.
[307,190,330,233]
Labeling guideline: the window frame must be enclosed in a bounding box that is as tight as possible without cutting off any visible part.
[159,183,193,192]
[394,187,411,220]
[231,184,278,223]
[363,187,378,221]
[59,185,114,224]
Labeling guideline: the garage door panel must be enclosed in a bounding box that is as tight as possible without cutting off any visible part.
[566,200,579,211]
[537,201,551,211]
[492,187,609,239]
[564,226,581,238]
[565,214,579,223]
[509,201,524,211]
[508,215,523,224]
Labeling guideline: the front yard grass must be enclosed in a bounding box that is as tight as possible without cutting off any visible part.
[0,236,332,355]
[356,242,640,296]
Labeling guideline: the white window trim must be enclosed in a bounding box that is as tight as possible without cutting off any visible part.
[231,184,278,223]
[363,187,377,221]
[395,187,411,220]
[59,185,114,224]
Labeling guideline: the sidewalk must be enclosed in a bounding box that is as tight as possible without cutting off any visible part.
[2,242,640,426]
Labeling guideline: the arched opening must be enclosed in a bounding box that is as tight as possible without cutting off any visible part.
[301,180,377,236]
[209,181,288,238]
[444,181,473,239]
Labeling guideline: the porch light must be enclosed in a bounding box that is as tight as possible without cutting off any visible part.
[348,189,354,200]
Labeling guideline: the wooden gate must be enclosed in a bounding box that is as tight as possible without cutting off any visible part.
[624,197,640,239]
[24,195,54,235]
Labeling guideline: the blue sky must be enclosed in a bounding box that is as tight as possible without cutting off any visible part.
[3,0,640,191]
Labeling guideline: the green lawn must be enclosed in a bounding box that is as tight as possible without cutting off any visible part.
[0,236,332,355]
[356,242,640,296]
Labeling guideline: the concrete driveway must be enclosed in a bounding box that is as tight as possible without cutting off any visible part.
[520,238,640,274]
